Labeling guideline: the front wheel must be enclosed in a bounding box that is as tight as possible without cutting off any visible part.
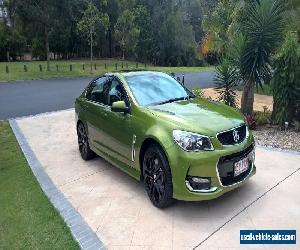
[142,145,173,208]
[77,122,95,160]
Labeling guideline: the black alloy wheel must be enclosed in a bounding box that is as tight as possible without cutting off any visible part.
[143,145,173,208]
[77,122,95,160]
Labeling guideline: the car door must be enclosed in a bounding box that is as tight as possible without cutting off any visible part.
[84,76,113,155]
[102,77,134,166]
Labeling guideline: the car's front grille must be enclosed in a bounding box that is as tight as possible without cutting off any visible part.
[217,124,247,145]
[217,144,254,186]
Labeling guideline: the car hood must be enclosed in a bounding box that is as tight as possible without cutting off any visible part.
[147,98,245,136]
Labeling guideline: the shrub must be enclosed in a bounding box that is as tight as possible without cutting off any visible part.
[192,88,205,98]
[246,114,256,130]
[254,111,271,126]
[272,32,300,126]
[214,58,239,107]
[294,121,300,132]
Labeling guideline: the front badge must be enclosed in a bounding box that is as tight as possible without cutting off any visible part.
[233,129,240,143]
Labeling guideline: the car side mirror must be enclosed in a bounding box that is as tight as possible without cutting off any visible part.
[111,101,130,113]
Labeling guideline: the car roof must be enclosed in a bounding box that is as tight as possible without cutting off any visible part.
[105,71,168,78]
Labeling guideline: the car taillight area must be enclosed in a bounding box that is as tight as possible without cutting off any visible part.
[217,144,255,186]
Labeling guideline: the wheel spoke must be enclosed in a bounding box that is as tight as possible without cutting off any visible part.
[149,180,154,195]
[155,183,164,198]
[78,124,88,156]
[144,169,152,177]
[143,150,168,205]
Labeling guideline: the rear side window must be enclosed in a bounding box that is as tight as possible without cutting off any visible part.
[86,77,109,104]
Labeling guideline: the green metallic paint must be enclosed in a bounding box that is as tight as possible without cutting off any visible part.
[111,100,130,113]
[75,71,255,201]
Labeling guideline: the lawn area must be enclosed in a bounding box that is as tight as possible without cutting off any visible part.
[0,121,79,249]
[0,59,214,81]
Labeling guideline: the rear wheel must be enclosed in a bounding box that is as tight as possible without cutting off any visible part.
[142,145,173,208]
[77,122,95,160]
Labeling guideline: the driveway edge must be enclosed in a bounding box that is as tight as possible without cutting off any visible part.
[9,119,105,250]
[256,145,300,155]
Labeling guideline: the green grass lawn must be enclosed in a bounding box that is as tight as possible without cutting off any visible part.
[0,59,214,81]
[0,121,79,249]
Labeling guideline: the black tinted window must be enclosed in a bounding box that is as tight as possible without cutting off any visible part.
[107,79,127,106]
[86,77,109,104]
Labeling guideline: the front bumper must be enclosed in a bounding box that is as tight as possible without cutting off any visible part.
[166,136,256,201]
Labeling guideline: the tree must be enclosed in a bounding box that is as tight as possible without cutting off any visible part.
[272,32,300,125]
[13,0,63,69]
[214,58,238,107]
[1,0,213,64]
[0,0,26,61]
[133,5,157,62]
[77,1,109,71]
[232,0,286,115]
[114,9,139,59]
[287,0,300,34]
[201,0,243,57]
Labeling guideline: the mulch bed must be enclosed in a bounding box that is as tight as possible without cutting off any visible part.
[252,126,300,152]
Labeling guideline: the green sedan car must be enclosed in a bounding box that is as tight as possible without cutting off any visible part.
[75,71,255,208]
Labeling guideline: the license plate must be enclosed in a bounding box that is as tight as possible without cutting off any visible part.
[234,157,249,177]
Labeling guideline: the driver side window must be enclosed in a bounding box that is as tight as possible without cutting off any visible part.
[86,77,109,105]
[107,79,127,106]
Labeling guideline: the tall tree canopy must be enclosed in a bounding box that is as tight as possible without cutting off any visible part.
[0,0,219,65]
[1,0,298,69]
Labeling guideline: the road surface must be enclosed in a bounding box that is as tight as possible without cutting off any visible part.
[0,71,215,120]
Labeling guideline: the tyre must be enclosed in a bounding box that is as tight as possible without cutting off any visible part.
[142,144,173,208]
[77,122,95,160]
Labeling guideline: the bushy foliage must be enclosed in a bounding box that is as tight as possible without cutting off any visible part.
[222,0,286,115]
[115,9,139,59]
[239,0,286,88]
[192,88,206,98]
[254,107,272,126]
[272,32,300,126]
[214,58,238,107]
[0,0,208,65]
[201,0,242,57]
[246,114,256,130]
[294,121,300,132]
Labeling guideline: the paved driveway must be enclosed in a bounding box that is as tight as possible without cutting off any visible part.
[13,110,300,249]
[0,72,215,120]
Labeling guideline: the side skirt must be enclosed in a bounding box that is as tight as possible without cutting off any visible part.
[90,144,141,181]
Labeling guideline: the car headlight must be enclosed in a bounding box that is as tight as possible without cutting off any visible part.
[172,130,214,151]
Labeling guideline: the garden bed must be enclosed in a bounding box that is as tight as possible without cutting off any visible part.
[200,88,300,152]
[202,88,273,112]
[253,126,300,152]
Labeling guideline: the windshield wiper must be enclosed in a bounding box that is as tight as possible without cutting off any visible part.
[156,96,188,105]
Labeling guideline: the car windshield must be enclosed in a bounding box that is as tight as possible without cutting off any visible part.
[125,73,194,106]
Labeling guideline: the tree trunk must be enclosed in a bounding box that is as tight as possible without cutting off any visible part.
[6,51,10,62]
[241,80,254,115]
[108,28,112,58]
[90,30,93,72]
[45,26,50,71]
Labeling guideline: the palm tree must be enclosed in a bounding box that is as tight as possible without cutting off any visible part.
[214,58,239,107]
[236,0,286,115]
